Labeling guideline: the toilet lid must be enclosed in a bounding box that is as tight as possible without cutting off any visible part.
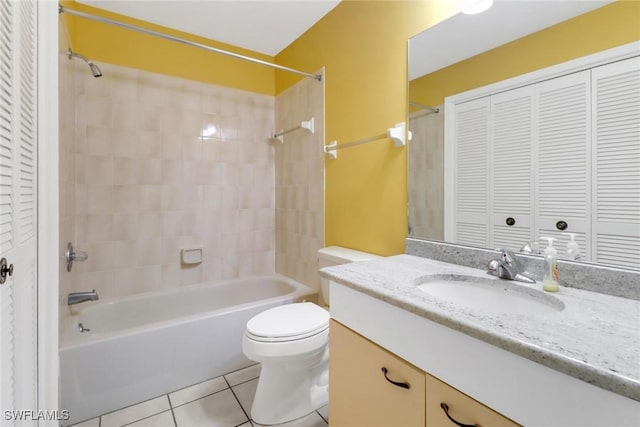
[246,302,329,342]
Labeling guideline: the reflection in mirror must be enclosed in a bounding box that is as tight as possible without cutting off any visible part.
[408,1,639,270]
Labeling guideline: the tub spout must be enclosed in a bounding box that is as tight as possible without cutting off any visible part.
[68,290,99,305]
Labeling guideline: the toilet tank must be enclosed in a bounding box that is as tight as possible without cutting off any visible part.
[317,246,380,306]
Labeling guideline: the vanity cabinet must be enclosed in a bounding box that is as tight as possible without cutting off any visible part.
[425,375,520,427]
[330,320,520,427]
[330,320,425,427]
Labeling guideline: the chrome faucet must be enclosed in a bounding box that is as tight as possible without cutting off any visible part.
[519,241,541,255]
[487,249,536,284]
[68,290,99,305]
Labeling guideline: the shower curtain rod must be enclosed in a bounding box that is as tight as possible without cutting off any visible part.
[58,5,322,81]
[409,102,439,114]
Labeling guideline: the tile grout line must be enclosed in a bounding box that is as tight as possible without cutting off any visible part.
[117,395,172,427]
[225,364,260,378]
[228,374,260,388]
[224,375,252,425]
[96,394,167,422]
[167,394,178,427]
[119,409,172,427]
[316,409,328,425]
[169,384,232,410]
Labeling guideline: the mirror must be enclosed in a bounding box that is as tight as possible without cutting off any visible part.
[407,0,639,270]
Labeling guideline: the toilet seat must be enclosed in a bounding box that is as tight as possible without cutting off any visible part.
[246,302,329,343]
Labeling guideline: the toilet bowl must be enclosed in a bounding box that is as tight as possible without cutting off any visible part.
[242,246,380,425]
[242,302,329,425]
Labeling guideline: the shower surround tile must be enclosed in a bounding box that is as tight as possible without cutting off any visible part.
[408,107,444,241]
[274,68,325,299]
[61,62,276,301]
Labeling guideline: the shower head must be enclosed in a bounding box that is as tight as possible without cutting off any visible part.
[66,48,102,78]
[88,62,102,78]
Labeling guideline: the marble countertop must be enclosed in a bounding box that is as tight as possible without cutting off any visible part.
[320,254,640,402]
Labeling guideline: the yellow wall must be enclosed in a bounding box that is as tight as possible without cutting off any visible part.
[277,0,639,256]
[65,0,638,257]
[275,1,458,256]
[60,0,275,95]
[63,0,458,256]
[410,1,640,107]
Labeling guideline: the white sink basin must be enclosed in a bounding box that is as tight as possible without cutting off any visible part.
[416,274,565,316]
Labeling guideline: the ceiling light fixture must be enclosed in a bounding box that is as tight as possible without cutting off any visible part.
[462,0,494,15]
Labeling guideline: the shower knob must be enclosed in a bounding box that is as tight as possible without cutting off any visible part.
[65,242,89,272]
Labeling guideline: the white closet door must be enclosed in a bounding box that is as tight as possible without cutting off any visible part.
[0,0,38,423]
[490,86,535,251]
[535,70,591,260]
[450,97,490,247]
[591,56,640,270]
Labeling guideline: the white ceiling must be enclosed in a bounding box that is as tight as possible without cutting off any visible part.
[77,0,341,56]
[409,0,616,80]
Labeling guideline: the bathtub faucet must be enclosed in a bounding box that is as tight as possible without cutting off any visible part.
[68,290,99,305]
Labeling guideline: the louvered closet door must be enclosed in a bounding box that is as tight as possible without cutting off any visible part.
[534,70,591,260]
[451,97,490,247]
[592,56,640,269]
[0,0,38,422]
[490,86,535,251]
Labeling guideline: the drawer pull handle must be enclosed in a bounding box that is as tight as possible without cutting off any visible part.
[440,403,480,427]
[381,367,410,389]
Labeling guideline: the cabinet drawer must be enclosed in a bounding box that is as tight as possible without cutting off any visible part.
[426,374,520,427]
[330,320,426,427]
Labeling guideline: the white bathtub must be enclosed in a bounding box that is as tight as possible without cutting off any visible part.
[60,275,315,426]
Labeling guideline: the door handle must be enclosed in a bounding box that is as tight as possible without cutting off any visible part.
[381,367,410,389]
[440,403,480,427]
[0,257,14,285]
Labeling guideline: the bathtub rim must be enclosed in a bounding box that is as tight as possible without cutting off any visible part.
[60,274,316,350]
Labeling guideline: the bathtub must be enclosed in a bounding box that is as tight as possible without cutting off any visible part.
[59,275,315,426]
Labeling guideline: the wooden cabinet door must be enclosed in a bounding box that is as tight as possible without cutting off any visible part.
[425,374,520,427]
[330,320,425,427]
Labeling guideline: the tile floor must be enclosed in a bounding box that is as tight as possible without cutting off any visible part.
[70,365,329,427]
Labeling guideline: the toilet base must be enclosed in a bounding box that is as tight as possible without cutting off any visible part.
[250,347,328,425]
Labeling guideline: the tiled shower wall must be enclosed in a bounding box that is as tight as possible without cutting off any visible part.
[408,107,444,241]
[59,44,77,308]
[60,62,276,302]
[275,71,325,299]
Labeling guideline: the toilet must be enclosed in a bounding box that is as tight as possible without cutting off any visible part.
[242,246,380,425]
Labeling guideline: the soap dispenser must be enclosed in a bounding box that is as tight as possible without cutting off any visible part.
[562,232,581,261]
[541,237,560,292]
